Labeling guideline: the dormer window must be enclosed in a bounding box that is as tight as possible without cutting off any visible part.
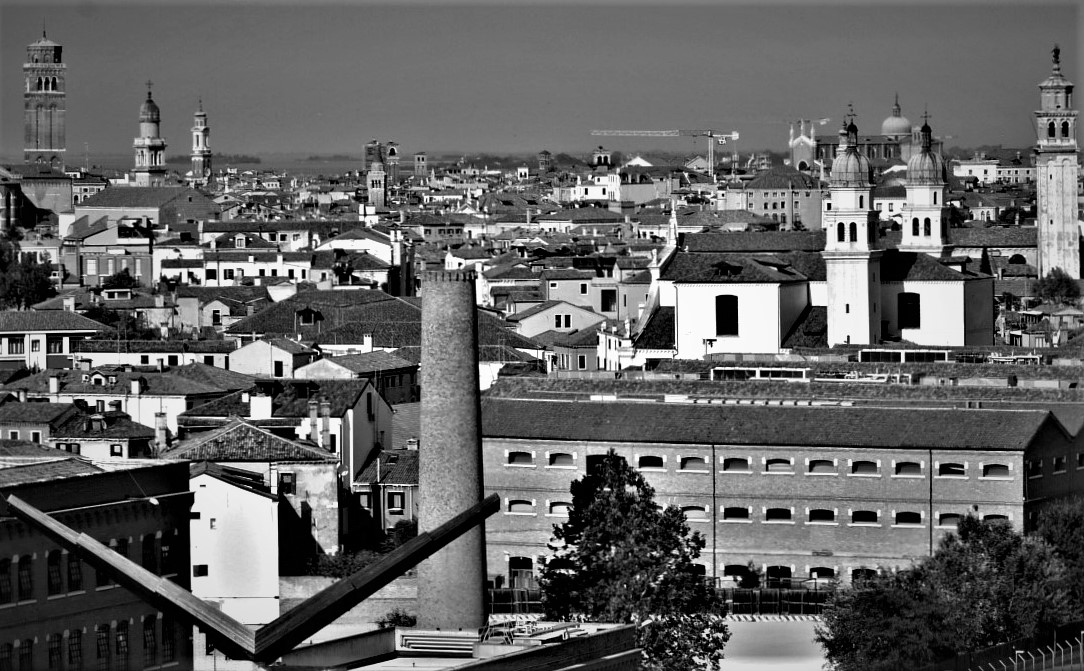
[235,236,246,249]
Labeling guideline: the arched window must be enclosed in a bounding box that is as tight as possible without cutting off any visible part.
[807,459,835,474]
[938,513,962,527]
[858,195,865,208]
[507,499,534,514]
[1048,121,1057,138]
[849,222,858,242]
[938,462,965,477]
[852,568,877,583]
[36,77,43,91]
[715,295,738,336]
[923,218,932,236]
[851,460,878,475]
[1008,254,1027,265]
[722,457,750,472]
[837,222,845,242]
[507,451,533,465]
[680,456,707,471]
[780,213,786,224]
[638,455,664,470]
[722,506,750,520]
[765,508,792,521]
[549,501,571,516]
[983,513,1009,522]
[51,77,58,91]
[911,217,919,236]
[548,452,573,467]
[898,292,921,329]
[809,508,835,523]
[895,461,922,476]
[933,192,938,204]
[681,505,708,521]
[1062,121,1071,138]
[982,463,1010,478]
[852,510,879,524]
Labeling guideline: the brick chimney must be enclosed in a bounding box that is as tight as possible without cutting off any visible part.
[154,412,168,453]
[320,398,331,452]
[417,269,485,630]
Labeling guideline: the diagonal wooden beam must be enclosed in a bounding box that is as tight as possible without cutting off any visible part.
[3,491,499,664]
[254,492,499,661]
[3,494,256,659]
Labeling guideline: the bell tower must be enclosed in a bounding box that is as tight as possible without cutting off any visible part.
[133,82,168,187]
[900,112,950,257]
[824,111,882,346]
[190,99,212,188]
[24,30,66,168]
[1036,44,1080,279]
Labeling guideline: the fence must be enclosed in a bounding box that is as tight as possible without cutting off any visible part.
[487,587,833,617]
[915,620,1084,671]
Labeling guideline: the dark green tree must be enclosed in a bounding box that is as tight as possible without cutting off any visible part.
[816,516,1073,671]
[1035,498,1084,616]
[539,450,728,670]
[1036,267,1081,305]
[101,268,138,290]
[0,231,56,309]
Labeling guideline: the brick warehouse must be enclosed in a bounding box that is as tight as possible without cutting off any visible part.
[481,397,1075,587]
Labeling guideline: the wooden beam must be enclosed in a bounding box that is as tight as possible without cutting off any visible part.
[3,494,256,659]
[3,491,499,665]
[254,492,499,661]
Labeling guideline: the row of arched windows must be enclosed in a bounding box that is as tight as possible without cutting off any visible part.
[910,217,949,239]
[1047,120,1071,139]
[835,221,874,244]
[29,76,60,92]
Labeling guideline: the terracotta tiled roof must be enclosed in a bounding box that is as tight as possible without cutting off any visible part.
[684,231,826,253]
[161,418,335,462]
[481,397,1056,451]
[949,227,1037,248]
[354,449,418,485]
[323,351,416,374]
[633,306,675,350]
[0,457,103,488]
[0,311,106,333]
[880,250,988,282]
[0,402,78,425]
[53,411,155,440]
[661,253,809,283]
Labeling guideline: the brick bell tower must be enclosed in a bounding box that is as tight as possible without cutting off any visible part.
[24,30,66,168]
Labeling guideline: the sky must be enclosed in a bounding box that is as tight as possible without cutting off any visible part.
[2,0,1080,162]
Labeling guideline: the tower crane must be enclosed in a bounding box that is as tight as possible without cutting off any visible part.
[590,129,740,178]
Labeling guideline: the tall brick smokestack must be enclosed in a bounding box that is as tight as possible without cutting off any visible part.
[417,269,485,630]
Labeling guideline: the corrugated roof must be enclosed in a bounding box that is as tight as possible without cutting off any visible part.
[481,397,1055,451]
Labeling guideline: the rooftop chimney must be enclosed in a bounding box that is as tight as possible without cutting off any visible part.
[417,269,485,630]
[62,295,76,312]
[48,376,60,395]
[154,412,168,454]
[309,397,320,448]
[320,398,332,452]
[250,393,273,420]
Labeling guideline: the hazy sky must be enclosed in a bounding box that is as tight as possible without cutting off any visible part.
[2,0,1080,161]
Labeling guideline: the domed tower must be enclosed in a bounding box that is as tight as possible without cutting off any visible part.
[190,99,212,188]
[880,94,912,139]
[824,113,882,346]
[133,83,167,187]
[901,113,949,256]
[24,30,66,168]
[1036,44,1080,279]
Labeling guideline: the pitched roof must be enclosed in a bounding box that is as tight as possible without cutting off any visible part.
[354,449,418,485]
[180,379,373,420]
[53,412,155,440]
[536,208,625,223]
[634,306,675,350]
[2,366,245,397]
[0,402,77,424]
[481,397,1056,451]
[77,186,204,209]
[72,340,236,354]
[880,250,987,282]
[661,253,809,283]
[324,351,416,374]
[684,231,827,253]
[0,311,107,333]
[160,418,336,462]
[949,227,1037,248]
[0,457,104,488]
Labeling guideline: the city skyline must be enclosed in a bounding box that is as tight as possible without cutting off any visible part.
[2,0,1080,163]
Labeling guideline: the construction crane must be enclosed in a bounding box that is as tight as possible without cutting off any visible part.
[590,129,740,178]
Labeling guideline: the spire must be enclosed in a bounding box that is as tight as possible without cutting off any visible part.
[892,92,901,116]
[920,107,933,151]
[1053,43,1062,75]
[145,79,154,101]
[845,103,859,145]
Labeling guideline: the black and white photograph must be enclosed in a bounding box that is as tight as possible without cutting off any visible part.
[1,1,1083,669]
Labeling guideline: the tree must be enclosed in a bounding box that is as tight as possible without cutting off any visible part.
[0,231,55,309]
[538,450,729,670]
[101,268,138,290]
[816,516,1073,671]
[1036,267,1080,305]
[1035,498,1084,616]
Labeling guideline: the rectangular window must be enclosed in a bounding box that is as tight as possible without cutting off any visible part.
[68,629,82,669]
[8,339,24,355]
[30,431,40,443]
[0,559,11,603]
[47,551,63,596]
[579,283,588,295]
[30,340,40,352]
[715,295,739,336]
[388,491,405,512]
[223,269,235,280]
[86,259,98,276]
[192,565,209,577]
[211,309,222,326]
[577,354,587,369]
[95,625,110,671]
[7,431,18,440]
[898,292,921,329]
[205,269,217,281]
[47,337,64,354]
[135,258,143,276]
[279,472,296,495]
[161,617,176,663]
[17,556,32,601]
[68,554,83,591]
[110,444,123,457]
[274,361,284,377]
[142,619,157,668]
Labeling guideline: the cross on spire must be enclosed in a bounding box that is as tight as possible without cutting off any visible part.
[846,102,857,123]
[146,79,154,94]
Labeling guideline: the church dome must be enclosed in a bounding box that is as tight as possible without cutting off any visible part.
[140,92,160,123]
[881,96,911,137]
[906,122,946,184]
[832,119,872,187]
